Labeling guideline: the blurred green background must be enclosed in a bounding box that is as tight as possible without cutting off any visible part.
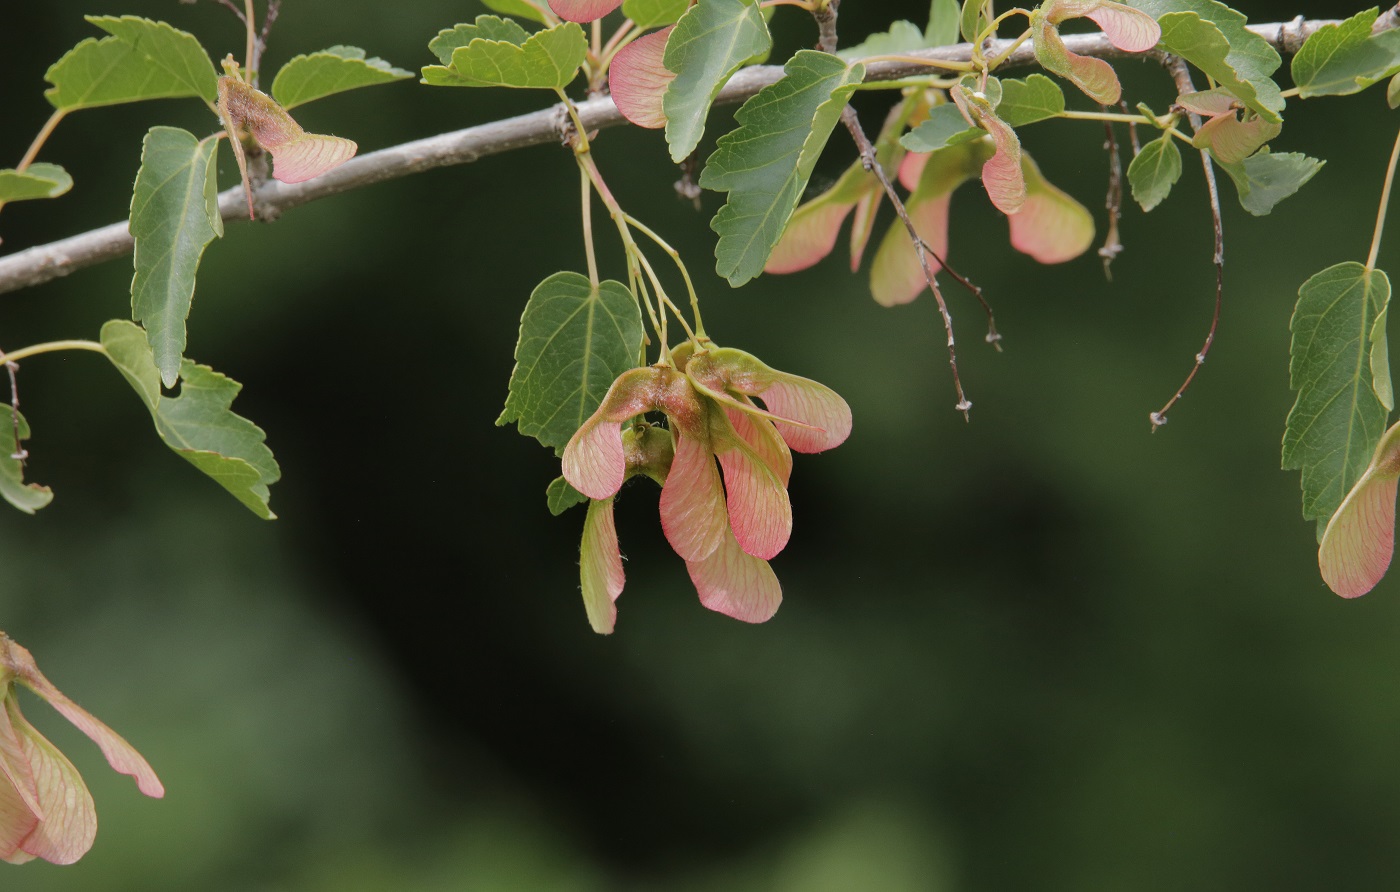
[2,1,1399,888]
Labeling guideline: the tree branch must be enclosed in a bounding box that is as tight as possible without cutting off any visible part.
[0,18,1351,295]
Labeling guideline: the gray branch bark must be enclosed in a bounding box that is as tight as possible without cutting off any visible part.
[0,18,1349,295]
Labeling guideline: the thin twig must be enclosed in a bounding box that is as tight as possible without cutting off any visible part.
[211,0,248,27]
[816,3,976,415]
[813,0,840,52]
[1149,55,1224,432]
[1119,98,1142,155]
[251,0,281,83]
[1099,114,1124,279]
[0,19,1360,297]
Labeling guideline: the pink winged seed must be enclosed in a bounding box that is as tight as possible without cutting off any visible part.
[1034,15,1123,106]
[658,431,729,562]
[869,193,952,307]
[848,188,882,271]
[715,440,792,560]
[898,151,927,191]
[1320,474,1399,598]
[1176,90,1241,118]
[689,349,852,453]
[609,27,675,129]
[765,197,859,274]
[580,497,625,634]
[563,419,629,500]
[954,88,1025,215]
[726,406,793,486]
[7,710,96,866]
[549,0,622,22]
[219,76,356,186]
[0,704,40,864]
[16,656,164,800]
[758,376,852,454]
[1083,3,1161,52]
[1319,423,1400,597]
[561,368,663,500]
[1193,113,1279,164]
[267,134,357,184]
[685,528,783,624]
[1008,158,1095,263]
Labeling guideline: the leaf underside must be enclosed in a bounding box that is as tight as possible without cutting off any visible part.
[701,51,866,287]
[101,320,280,519]
[1218,151,1323,216]
[1283,262,1393,538]
[1137,2,1283,122]
[662,0,772,163]
[1127,134,1182,212]
[128,126,223,389]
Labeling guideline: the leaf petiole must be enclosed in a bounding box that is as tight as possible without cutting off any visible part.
[1,340,106,364]
[858,54,974,73]
[577,153,668,355]
[16,110,67,173]
[244,0,257,78]
[1060,109,1168,127]
[985,28,1033,71]
[621,213,706,339]
[1368,123,1400,271]
[580,164,599,288]
[853,77,960,91]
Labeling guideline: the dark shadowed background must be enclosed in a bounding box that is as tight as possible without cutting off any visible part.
[2,1,1399,889]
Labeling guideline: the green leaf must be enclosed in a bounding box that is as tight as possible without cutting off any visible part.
[1126,133,1181,212]
[624,0,690,30]
[1283,262,1393,537]
[547,476,589,515]
[662,0,772,163]
[1390,72,1400,108]
[270,45,412,109]
[701,51,866,287]
[996,73,1065,127]
[497,272,645,454]
[927,0,961,46]
[0,408,53,515]
[0,164,72,203]
[481,0,553,25]
[960,0,993,43]
[421,20,586,89]
[899,103,981,152]
[1133,2,1282,122]
[46,36,209,111]
[129,126,223,389]
[839,21,926,60]
[1291,8,1400,98]
[53,16,219,108]
[426,16,532,66]
[101,320,280,519]
[1218,150,1323,216]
